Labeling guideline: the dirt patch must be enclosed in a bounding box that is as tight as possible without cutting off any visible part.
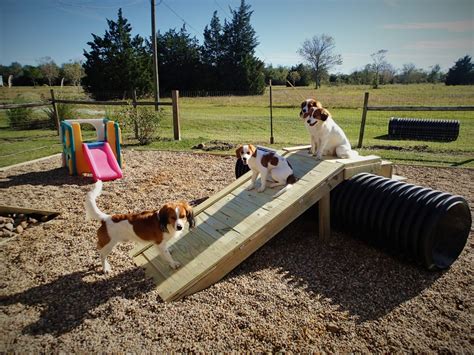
[192,140,236,151]
[0,151,472,352]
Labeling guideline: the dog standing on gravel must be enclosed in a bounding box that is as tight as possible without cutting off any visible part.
[85,180,195,273]
[236,144,296,198]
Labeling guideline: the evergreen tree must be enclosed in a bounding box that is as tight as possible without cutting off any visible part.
[82,9,152,100]
[445,55,474,85]
[219,0,265,94]
[202,11,222,67]
[156,25,202,94]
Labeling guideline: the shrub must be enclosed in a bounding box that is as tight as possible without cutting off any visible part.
[7,106,34,130]
[115,104,161,145]
[44,103,77,129]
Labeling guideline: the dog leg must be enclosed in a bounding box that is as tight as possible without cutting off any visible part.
[246,171,259,191]
[310,136,317,155]
[98,240,118,274]
[257,170,268,192]
[158,243,181,269]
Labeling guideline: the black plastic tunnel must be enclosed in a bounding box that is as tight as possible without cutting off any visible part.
[388,117,460,141]
[331,173,472,270]
[235,159,471,270]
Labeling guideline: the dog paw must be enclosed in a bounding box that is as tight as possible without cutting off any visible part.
[257,187,266,193]
[169,261,181,270]
[246,185,255,191]
[103,263,112,274]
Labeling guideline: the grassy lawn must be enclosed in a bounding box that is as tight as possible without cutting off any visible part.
[1,84,473,168]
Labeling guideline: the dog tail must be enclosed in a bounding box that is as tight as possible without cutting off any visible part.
[272,184,293,199]
[85,180,108,221]
[347,149,359,158]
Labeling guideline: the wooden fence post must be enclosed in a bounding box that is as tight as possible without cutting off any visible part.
[357,92,370,148]
[132,89,139,139]
[172,90,181,141]
[50,89,60,135]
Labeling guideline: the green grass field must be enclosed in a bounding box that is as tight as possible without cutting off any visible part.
[1,84,473,168]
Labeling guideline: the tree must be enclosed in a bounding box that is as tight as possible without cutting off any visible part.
[62,61,85,86]
[398,63,427,84]
[264,65,289,85]
[219,0,265,93]
[22,65,43,86]
[370,49,389,88]
[202,11,222,68]
[286,63,312,86]
[82,9,152,100]
[445,55,474,85]
[38,57,59,86]
[287,71,301,86]
[297,34,342,89]
[156,25,202,94]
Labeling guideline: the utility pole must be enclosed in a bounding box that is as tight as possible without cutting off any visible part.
[151,0,160,110]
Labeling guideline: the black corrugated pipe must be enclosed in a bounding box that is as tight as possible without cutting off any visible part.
[331,173,471,270]
[388,117,460,141]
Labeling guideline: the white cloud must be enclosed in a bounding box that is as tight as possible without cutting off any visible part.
[384,20,474,32]
[404,39,474,50]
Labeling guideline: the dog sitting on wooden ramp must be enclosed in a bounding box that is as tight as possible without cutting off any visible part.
[235,144,296,198]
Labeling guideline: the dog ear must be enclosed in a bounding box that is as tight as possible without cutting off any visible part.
[182,202,196,229]
[320,108,330,121]
[235,145,243,158]
[158,205,171,232]
[248,144,257,157]
[316,100,323,109]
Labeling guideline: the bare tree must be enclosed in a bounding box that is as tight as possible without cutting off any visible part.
[38,57,59,86]
[297,34,342,88]
[370,49,389,88]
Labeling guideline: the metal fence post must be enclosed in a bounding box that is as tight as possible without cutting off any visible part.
[269,80,274,144]
[357,92,369,148]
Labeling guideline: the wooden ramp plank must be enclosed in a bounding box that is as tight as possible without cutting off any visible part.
[133,152,347,302]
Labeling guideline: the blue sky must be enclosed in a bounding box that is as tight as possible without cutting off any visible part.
[1,0,473,74]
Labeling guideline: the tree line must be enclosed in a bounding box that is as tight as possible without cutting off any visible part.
[1,0,473,95]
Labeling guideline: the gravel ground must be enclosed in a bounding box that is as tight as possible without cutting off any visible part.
[0,150,472,352]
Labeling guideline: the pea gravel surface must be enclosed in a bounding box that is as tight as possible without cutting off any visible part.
[0,150,472,352]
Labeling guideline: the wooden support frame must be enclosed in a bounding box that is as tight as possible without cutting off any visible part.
[133,151,392,301]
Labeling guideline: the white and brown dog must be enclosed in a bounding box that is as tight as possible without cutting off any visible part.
[300,98,323,155]
[236,144,296,198]
[85,180,195,273]
[304,105,359,159]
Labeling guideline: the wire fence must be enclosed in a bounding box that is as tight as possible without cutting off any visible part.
[1,85,473,168]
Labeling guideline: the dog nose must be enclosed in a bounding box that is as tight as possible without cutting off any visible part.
[307,119,311,124]
[177,224,183,231]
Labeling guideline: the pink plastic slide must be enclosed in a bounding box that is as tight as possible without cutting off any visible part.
[82,142,123,181]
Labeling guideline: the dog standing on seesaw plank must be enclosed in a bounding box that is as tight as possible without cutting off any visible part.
[85,180,195,273]
[236,144,296,198]
[300,98,359,159]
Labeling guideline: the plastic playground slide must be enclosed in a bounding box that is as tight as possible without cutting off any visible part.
[82,142,123,181]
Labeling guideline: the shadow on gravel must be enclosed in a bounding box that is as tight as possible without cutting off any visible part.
[0,268,154,336]
[0,168,91,188]
[231,206,444,323]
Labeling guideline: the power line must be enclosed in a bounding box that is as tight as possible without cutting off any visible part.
[159,0,202,38]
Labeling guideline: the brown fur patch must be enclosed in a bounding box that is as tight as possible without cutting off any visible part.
[261,152,279,167]
[235,145,243,158]
[97,222,111,249]
[311,107,331,121]
[287,174,297,184]
[111,209,164,243]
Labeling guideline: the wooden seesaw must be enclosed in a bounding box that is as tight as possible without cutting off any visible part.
[131,146,392,302]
